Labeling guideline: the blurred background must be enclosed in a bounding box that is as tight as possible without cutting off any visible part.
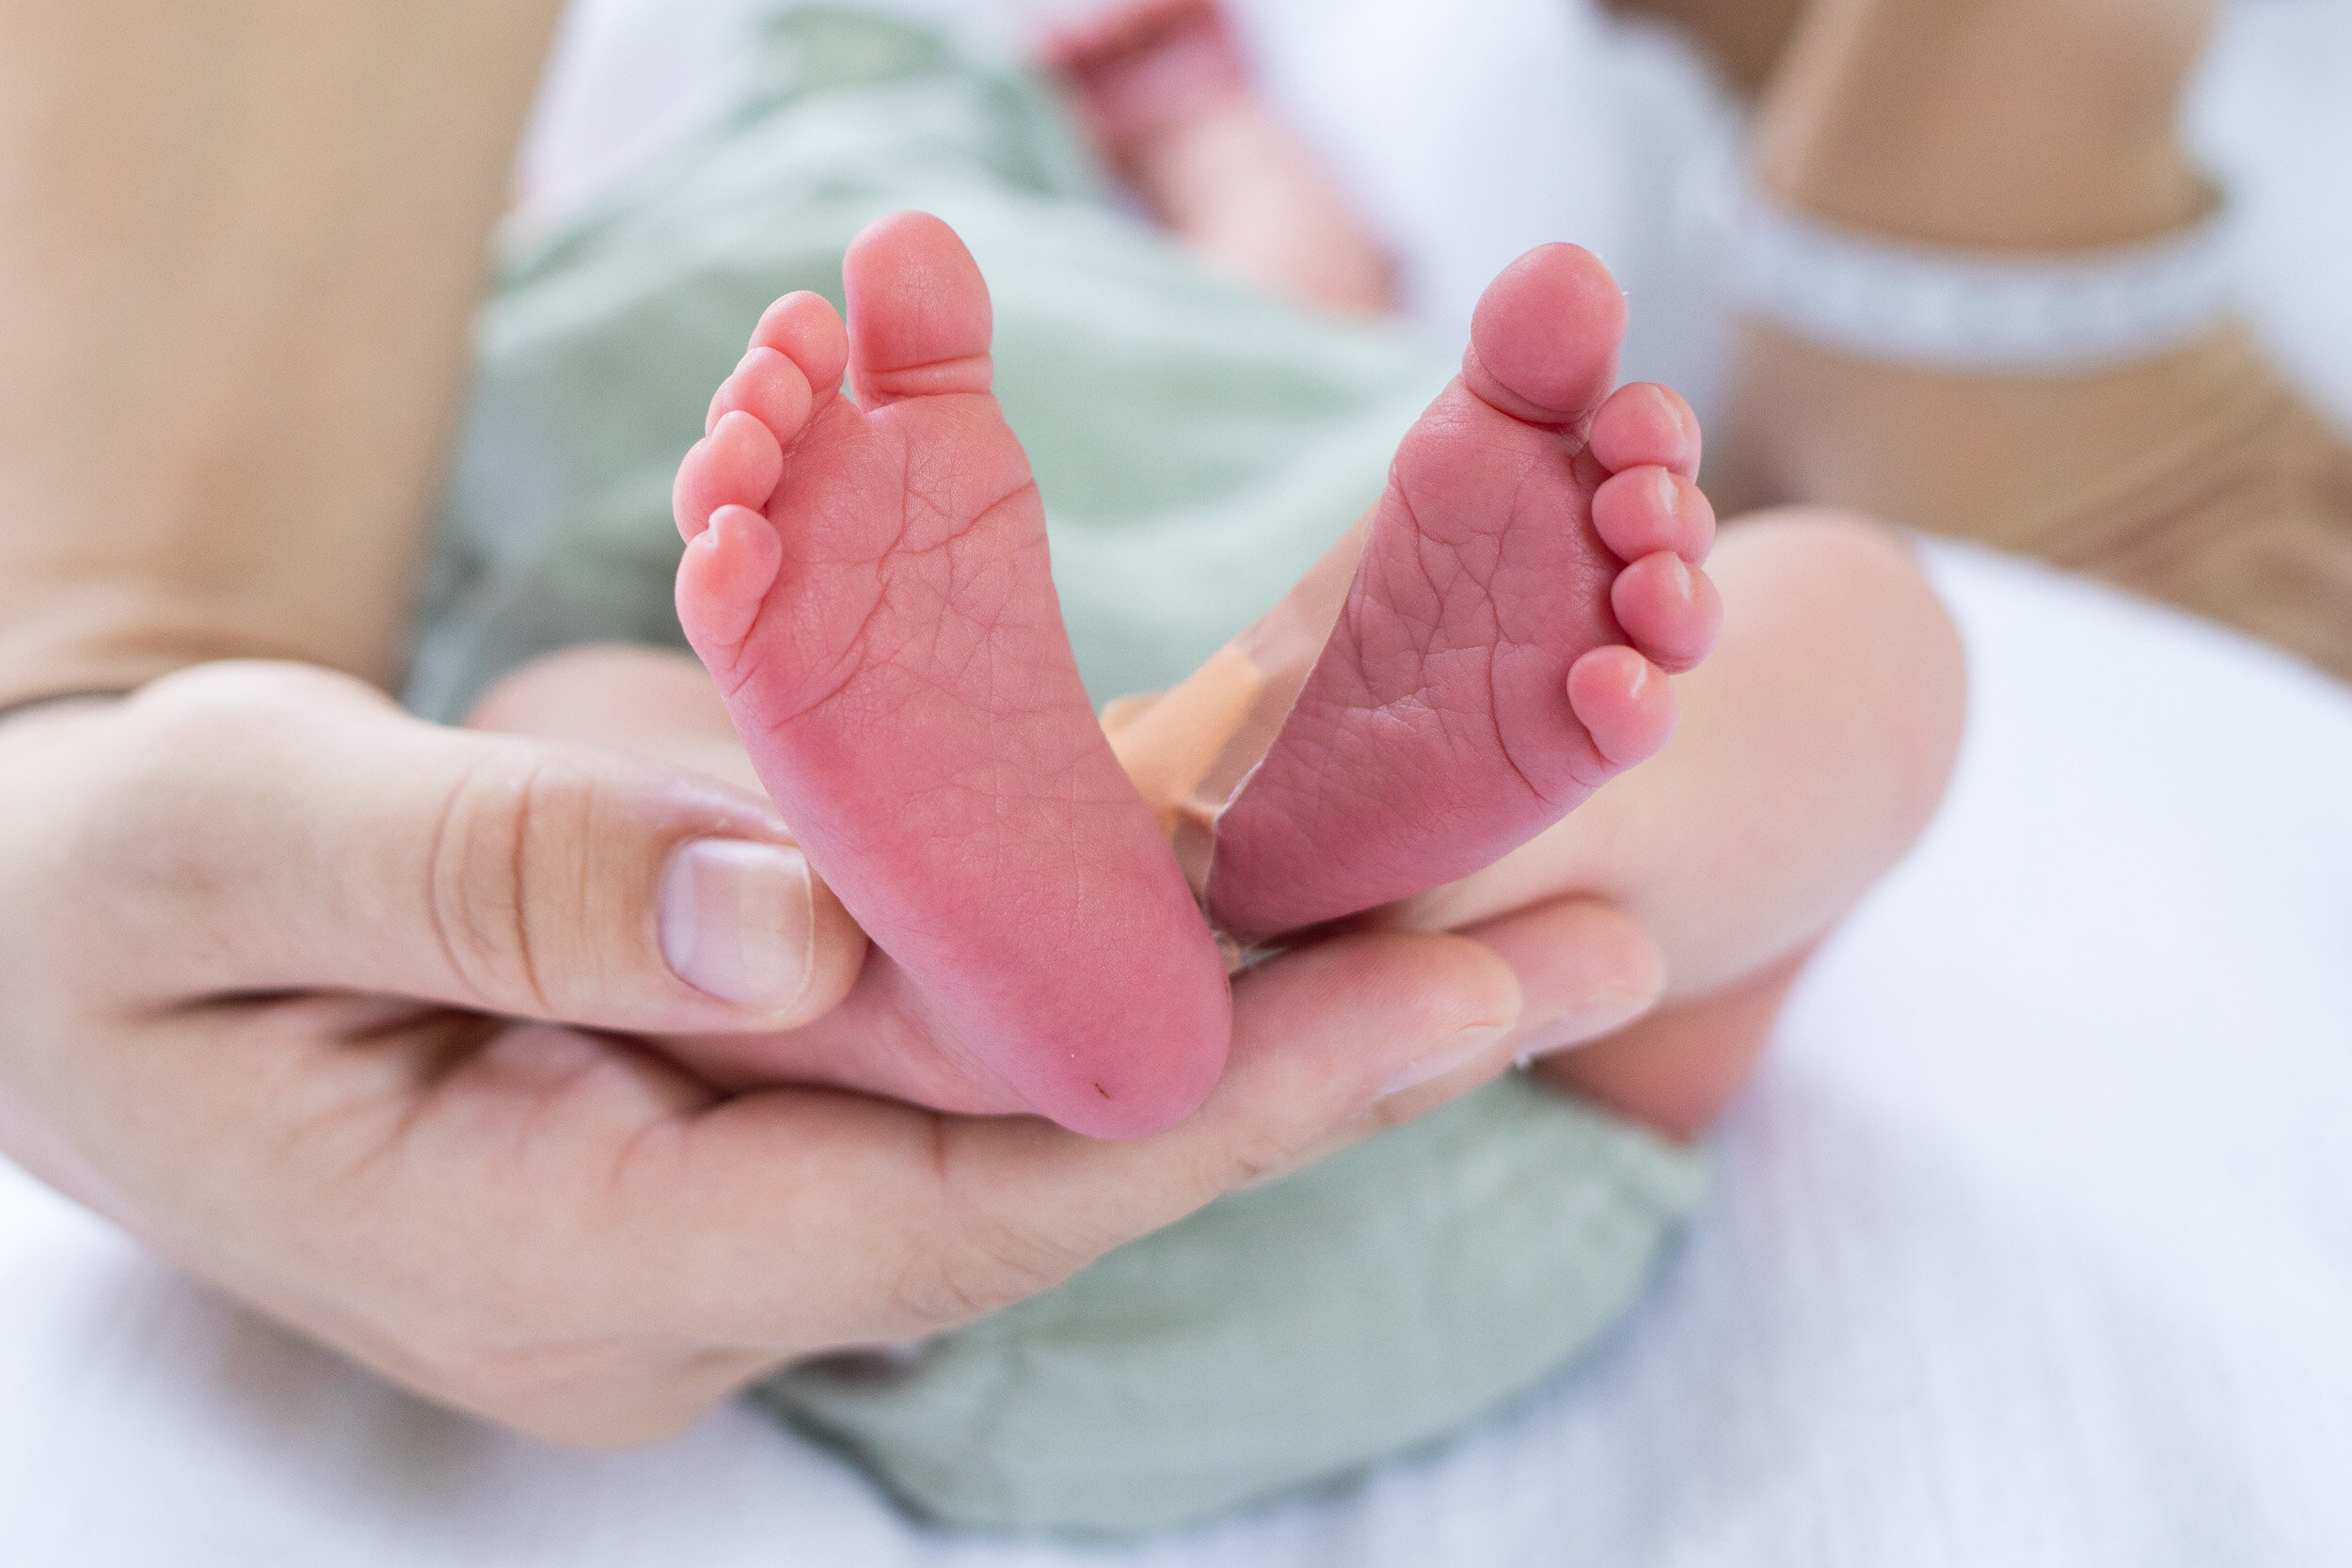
[518,0,2352,438]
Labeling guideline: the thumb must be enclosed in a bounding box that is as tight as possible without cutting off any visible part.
[71,662,847,1031]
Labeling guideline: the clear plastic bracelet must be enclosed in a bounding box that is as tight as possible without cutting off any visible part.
[1712,167,2236,374]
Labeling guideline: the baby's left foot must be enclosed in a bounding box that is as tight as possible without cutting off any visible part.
[1200,244,1721,939]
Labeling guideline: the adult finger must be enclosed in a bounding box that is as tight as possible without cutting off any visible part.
[930,898,1665,1315]
[608,927,1511,1351]
[644,901,1661,1348]
[462,643,867,1023]
[1343,895,1666,1132]
[41,661,852,1032]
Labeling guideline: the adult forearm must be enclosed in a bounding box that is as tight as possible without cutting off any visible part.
[0,0,564,703]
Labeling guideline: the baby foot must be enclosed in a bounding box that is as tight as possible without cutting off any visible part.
[671,213,1231,1140]
[1205,243,1724,940]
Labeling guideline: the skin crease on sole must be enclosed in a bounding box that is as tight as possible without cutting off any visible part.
[671,214,1232,1141]
[1204,242,1724,940]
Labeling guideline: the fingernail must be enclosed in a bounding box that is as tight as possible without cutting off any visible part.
[660,839,814,1010]
[1515,985,1656,1063]
[1378,1022,1512,1100]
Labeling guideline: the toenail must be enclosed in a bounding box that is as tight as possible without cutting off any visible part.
[660,839,815,1011]
[736,349,764,375]
[1666,555,1693,599]
[1653,467,1678,515]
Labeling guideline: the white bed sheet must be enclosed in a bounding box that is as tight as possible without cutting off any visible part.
[7,2,2350,1562]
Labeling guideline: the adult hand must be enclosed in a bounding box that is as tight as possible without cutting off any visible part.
[0,659,1662,1447]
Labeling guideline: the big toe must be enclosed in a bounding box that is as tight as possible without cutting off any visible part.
[1461,243,1627,429]
[845,211,997,404]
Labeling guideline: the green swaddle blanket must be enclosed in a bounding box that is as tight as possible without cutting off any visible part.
[411,8,1708,1536]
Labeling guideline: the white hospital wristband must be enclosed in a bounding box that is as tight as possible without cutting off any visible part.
[1714,170,2236,375]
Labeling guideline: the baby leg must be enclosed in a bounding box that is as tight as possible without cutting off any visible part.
[1043,0,1394,314]
[1398,510,1967,1137]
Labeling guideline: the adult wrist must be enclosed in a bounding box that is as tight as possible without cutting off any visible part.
[0,589,352,716]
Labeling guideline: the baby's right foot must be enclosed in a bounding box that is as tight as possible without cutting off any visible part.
[670,214,1230,1140]
[1196,245,1723,939]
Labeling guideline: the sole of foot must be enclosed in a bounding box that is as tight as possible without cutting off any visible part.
[670,212,1231,1140]
[1205,242,1724,940]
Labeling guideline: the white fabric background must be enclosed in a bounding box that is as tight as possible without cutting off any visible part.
[7,2,2349,1562]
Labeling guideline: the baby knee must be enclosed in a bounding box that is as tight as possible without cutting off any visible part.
[1721,504,1969,847]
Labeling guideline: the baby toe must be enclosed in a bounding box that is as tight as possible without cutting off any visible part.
[674,410,785,542]
[1566,645,1677,771]
[675,504,785,657]
[1588,382,1700,480]
[706,346,817,444]
[1463,243,1627,428]
[751,292,850,408]
[1592,464,1716,563]
[1610,551,1722,673]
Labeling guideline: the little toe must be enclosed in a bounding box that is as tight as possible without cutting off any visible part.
[675,503,785,658]
[706,346,817,443]
[674,410,785,542]
[1611,551,1722,673]
[1566,645,1677,770]
[1589,382,1701,479]
[1460,242,1627,429]
[1592,464,1717,563]
[751,292,850,409]
[844,212,996,405]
